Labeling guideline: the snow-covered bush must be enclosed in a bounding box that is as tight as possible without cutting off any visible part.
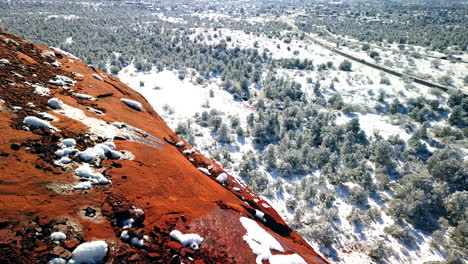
[438,75,454,86]
[383,224,416,245]
[303,221,336,247]
[216,123,232,144]
[348,186,369,206]
[339,60,352,71]
[367,240,392,262]
[175,121,195,145]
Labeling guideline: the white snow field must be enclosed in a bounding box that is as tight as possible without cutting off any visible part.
[118,66,253,129]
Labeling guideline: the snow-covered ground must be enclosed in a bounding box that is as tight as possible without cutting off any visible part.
[190,27,337,63]
[47,14,80,20]
[309,31,467,90]
[118,66,255,161]
[118,21,462,263]
[192,12,274,24]
[335,113,411,141]
[155,13,187,24]
[118,65,253,129]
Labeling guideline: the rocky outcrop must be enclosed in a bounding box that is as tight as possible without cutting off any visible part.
[0,30,329,264]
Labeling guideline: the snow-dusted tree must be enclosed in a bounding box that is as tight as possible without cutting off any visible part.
[217,123,232,144]
[367,240,392,262]
[438,75,454,86]
[262,144,277,169]
[348,185,369,205]
[447,91,463,108]
[339,60,352,71]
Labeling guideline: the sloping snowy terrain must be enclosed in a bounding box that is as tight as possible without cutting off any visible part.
[117,13,468,262]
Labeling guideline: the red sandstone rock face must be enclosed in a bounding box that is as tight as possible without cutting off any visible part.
[0,30,329,264]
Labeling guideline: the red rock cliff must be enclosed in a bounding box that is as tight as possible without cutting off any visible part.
[0,30,329,264]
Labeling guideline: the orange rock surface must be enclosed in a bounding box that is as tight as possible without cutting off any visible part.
[0,30,329,264]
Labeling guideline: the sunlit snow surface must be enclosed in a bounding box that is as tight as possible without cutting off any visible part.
[118,66,253,128]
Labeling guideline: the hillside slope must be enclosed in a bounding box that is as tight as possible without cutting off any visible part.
[0,30,329,264]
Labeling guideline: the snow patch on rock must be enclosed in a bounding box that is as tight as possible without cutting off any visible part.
[33,85,50,96]
[255,210,266,222]
[121,218,134,229]
[269,254,307,264]
[54,148,77,158]
[75,163,110,185]
[48,79,64,87]
[92,73,103,81]
[54,157,72,167]
[130,237,144,247]
[50,232,66,243]
[111,122,124,129]
[42,50,55,57]
[183,148,196,155]
[49,75,76,87]
[197,167,211,176]
[50,47,80,60]
[61,138,76,147]
[23,116,56,130]
[48,258,66,264]
[68,240,108,264]
[51,61,62,67]
[37,112,57,121]
[120,230,130,241]
[240,216,284,264]
[47,98,63,109]
[57,104,119,139]
[73,181,92,190]
[216,173,228,185]
[170,230,204,250]
[121,98,143,111]
[73,93,95,100]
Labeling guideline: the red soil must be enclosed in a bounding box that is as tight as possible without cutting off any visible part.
[0,30,329,264]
